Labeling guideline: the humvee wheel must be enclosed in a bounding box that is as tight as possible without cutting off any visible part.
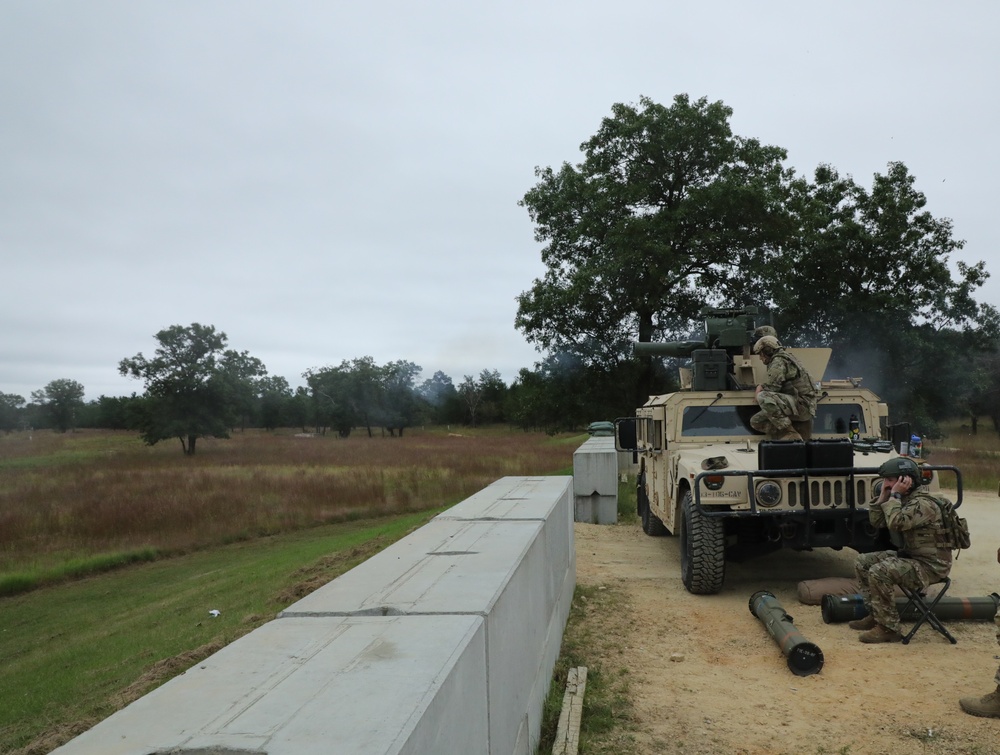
[679,491,725,594]
[638,473,667,536]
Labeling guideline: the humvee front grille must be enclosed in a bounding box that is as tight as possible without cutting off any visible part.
[784,478,875,507]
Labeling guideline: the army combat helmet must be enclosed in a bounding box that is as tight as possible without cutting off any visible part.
[752,325,778,340]
[878,456,922,490]
[752,335,781,356]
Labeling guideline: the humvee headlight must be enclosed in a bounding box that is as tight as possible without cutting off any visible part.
[919,467,934,486]
[755,481,782,508]
[704,474,725,491]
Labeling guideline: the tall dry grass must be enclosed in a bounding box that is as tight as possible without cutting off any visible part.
[921,419,1000,493]
[0,428,579,577]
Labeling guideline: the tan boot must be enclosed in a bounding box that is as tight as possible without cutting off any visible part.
[960,686,1000,719]
[859,624,902,643]
[848,614,877,631]
[776,429,803,441]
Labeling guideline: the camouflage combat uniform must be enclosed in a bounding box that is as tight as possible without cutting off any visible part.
[854,488,953,632]
[749,350,817,437]
[994,601,1000,686]
[994,546,1000,686]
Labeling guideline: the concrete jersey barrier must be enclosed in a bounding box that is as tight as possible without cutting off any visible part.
[52,475,574,755]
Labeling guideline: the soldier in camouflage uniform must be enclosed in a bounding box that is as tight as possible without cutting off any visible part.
[959,544,1000,718]
[749,335,817,441]
[849,457,953,643]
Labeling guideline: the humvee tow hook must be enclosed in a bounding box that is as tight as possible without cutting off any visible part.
[749,590,824,676]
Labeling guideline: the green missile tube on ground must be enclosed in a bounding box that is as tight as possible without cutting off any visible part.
[749,590,824,676]
[821,592,1000,624]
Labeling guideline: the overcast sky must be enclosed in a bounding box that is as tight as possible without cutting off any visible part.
[2,1,998,402]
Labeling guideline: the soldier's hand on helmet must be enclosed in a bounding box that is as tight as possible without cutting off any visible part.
[877,476,897,503]
[890,475,913,496]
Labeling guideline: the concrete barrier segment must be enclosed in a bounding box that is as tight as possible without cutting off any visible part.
[572,438,618,497]
[51,615,488,755]
[435,475,573,522]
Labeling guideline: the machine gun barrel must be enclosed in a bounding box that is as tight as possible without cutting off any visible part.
[822,593,1000,624]
[749,590,824,676]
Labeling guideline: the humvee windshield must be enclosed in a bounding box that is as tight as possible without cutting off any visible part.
[681,404,868,437]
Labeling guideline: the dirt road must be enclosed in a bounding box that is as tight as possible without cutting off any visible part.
[573,490,1000,755]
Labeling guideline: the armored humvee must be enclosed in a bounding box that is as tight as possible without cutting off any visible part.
[615,306,956,595]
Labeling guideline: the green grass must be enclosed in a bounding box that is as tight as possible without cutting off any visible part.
[535,478,641,755]
[0,511,436,754]
[536,584,638,755]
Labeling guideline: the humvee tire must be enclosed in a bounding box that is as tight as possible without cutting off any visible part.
[638,473,667,536]
[679,491,725,594]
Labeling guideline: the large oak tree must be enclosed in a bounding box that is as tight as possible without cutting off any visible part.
[516,94,793,401]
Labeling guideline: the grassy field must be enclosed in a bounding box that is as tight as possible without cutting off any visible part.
[0,426,580,754]
[0,427,578,595]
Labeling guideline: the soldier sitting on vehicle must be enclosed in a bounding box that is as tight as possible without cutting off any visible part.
[850,457,953,643]
[750,335,818,441]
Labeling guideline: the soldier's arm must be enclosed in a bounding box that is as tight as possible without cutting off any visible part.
[868,500,887,528]
[883,495,938,532]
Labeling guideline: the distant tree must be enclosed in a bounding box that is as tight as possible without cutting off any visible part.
[305,358,424,437]
[964,341,1000,435]
[517,94,792,403]
[218,350,268,431]
[304,361,366,438]
[119,323,271,455]
[458,375,483,426]
[257,376,292,431]
[30,379,85,432]
[507,355,644,434]
[0,392,26,433]
[381,360,422,436]
[416,371,463,425]
[475,369,508,425]
[285,386,312,432]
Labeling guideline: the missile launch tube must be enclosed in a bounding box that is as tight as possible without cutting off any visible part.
[822,592,1000,624]
[632,341,704,358]
[749,590,824,676]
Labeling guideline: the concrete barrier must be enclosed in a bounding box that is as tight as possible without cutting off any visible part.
[52,476,574,755]
[573,436,618,524]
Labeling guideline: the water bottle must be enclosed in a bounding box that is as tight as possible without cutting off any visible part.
[910,434,922,458]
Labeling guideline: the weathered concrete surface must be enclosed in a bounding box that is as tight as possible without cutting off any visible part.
[52,615,488,755]
[573,437,618,524]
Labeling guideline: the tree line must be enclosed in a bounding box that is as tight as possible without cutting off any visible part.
[0,325,517,453]
[4,94,999,446]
